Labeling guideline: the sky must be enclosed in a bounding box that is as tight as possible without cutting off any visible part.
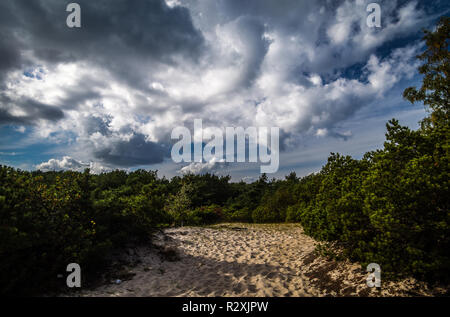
[0,0,448,181]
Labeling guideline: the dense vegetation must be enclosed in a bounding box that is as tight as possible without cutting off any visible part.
[0,18,448,295]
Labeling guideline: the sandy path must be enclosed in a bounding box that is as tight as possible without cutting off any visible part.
[76,224,446,297]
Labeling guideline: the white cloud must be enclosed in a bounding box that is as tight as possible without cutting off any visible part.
[241,176,256,183]
[36,156,111,174]
[14,126,26,133]
[179,157,226,175]
[316,128,328,137]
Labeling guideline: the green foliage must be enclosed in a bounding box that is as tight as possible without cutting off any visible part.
[0,168,169,295]
[360,119,449,279]
[403,17,449,129]
[165,182,194,226]
[178,174,232,208]
[185,205,223,226]
[223,207,253,223]
[299,154,371,243]
[0,169,98,295]
[252,184,295,223]
[251,205,278,223]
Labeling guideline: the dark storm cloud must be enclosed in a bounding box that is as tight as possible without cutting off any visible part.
[83,115,112,136]
[93,133,169,167]
[58,78,107,110]
[0,94,64,124]
[0,35,23,87]
[0,38,21,74]
[231,16,270,88]
[0,0,205,118]
[1,0,204,65]
[0,0,205,168]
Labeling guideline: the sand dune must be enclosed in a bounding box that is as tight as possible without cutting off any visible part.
[76,224,446,297]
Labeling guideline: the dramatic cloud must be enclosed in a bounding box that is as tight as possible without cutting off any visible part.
[0,0,440,174]
[0,94,64,124]
[91,133,169,167]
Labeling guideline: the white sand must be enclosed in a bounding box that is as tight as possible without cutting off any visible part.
[76,224,447,297]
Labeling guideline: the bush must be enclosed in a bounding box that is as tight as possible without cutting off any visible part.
[252,205,280,223]
[186,205,222,225]
[0,170,102,295]
[0,168,169,295]
[285,203,303,223]
[223,207,253,223]
[360,120,450,280]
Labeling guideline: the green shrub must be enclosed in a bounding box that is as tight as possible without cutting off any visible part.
[252,205,280,223]
[224,207,253,223]
[0,168,169,295]
[285,203,303,222]
[186,205,222,225]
